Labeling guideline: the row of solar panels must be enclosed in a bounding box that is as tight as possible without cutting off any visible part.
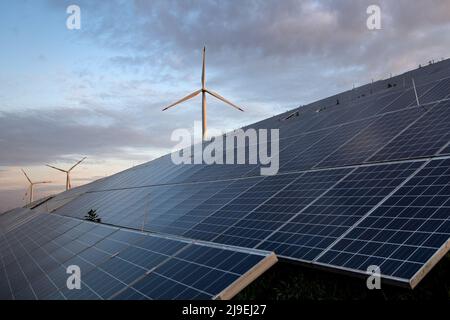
[247,59,450,132]
[29,71,450,290]
[51,156,450,287]
[0,213,276,300]
[49,95,450,234]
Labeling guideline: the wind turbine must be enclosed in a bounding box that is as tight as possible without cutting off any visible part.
[162,46,244,141]
[21,169,51,205]
[46,157,86,191]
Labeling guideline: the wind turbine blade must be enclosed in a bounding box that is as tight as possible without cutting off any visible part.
[69,156,87,171]
[162,89,202,111]
[35,181,52,184]
[46,164,67,173]
[202,46,206,89]
[205,89,245,112]
[21,169,32,184]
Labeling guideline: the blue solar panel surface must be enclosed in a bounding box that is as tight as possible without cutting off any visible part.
[316,158,450,285]
[0,214,275,300]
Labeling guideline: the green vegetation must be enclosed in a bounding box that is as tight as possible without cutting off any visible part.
[84,209,101,223]
[237,254,450,300]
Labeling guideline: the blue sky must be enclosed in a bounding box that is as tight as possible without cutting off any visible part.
[1,0,450,212]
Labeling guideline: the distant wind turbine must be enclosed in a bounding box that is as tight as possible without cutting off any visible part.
[162,46,244,141]
[21,169,51,205]
[46,157,86,191]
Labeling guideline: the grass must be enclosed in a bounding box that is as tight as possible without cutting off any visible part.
[236,254,450,300]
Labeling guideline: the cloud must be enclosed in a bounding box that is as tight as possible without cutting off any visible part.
[0,95,272,167]
[4,0,450,166]
[49,0,450,105]
[2,0,450,211]
[68,1,450,61]
[0,106,163,166]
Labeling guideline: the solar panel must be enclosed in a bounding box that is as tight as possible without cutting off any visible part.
[213,168,352,249]
[54,188,151,228]
[0,207,40,233]
[369,100,450,162]
[143,183,232,234]
[369,91,405,116]
[280,118,374,172]
[157,183,246,235]
[317,108,428,168]
[149,182,235,235]
[120,245,275,300]
[278,131,328,167]
[376,81,435,114]
[316,158,450,288]
[0,214,276,300]
[417,77,450,105]
[257,161,423,261]
[369,77,445,115]
[183,175,298,242]
[243,128,334,176]
[323,101,375,125]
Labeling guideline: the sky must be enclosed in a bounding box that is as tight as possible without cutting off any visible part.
[1,0,450,212]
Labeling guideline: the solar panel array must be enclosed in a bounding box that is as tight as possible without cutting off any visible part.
[4,60,450,298]
[0,213,276,300]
